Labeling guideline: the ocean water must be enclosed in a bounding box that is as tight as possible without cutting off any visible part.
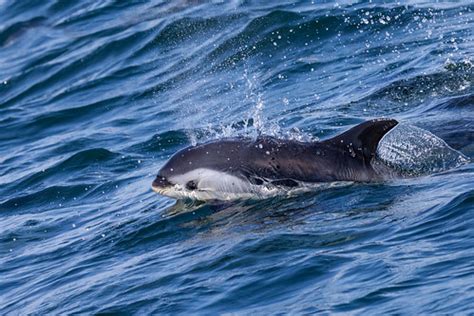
[1,1,473,314]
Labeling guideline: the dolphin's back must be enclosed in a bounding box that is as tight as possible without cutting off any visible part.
[235,118,399,183]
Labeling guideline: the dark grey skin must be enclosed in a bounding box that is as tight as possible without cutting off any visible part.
[153,119,399,193]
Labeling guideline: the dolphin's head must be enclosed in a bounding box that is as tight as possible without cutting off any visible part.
[152,141,258,200]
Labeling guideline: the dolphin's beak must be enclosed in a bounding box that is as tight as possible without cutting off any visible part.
[152,175,172,192]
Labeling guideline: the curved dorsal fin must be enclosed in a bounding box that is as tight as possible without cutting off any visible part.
[323,118,398,162]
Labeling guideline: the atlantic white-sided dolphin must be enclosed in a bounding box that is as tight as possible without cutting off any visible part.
[152,118,400,200]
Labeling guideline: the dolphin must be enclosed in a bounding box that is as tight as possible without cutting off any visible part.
[152,118,398,200]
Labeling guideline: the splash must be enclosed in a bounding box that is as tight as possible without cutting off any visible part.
[188,69,313,145]
[242,69,282,138]
[376,123,469,176]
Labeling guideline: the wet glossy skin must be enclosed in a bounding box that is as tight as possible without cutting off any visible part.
[152,119,398,198]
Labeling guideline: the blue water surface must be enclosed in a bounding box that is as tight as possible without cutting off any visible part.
[1,1,473,314]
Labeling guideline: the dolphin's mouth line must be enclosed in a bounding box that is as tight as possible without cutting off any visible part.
[151,185,165,194]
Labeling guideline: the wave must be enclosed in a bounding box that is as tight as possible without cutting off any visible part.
[1,1,474,314]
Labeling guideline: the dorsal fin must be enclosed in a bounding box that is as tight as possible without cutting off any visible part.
[322,118,398,163]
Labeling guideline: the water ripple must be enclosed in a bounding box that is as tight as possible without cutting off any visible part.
[1,1,473,314]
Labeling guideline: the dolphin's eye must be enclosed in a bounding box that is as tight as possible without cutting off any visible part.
[186,180,198,190]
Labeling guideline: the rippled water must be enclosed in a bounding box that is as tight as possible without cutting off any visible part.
[1,1,473,314]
